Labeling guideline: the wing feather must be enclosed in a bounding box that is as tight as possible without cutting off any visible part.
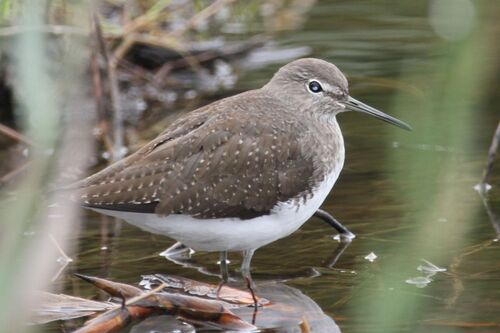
[79,92,317,219]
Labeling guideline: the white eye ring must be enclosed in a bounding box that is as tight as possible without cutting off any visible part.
[307,80,323,93]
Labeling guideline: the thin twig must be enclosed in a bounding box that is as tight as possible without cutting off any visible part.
[99,121,115,156]
[170,0,236,37]
[110,35,135,66]
[89,14,113,159]
[93,13,124,162]
[0,123,34,146]
[89,35,106,121]
[108,67,124,162]
[49,234,73,263]
[0,160,31,185]
[122,12,171,36]
[51,262,70,283]
[76,282,166,319]
[49,234,73,282]
[125,283,167,306]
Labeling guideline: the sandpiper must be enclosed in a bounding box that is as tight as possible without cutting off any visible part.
[76,58,410,300]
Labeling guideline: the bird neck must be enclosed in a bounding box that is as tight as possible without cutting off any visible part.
[298,113,345,181]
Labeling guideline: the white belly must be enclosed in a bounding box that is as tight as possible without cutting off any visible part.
[92,162,343,252]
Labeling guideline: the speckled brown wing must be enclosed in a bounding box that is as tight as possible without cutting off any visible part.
[78,92,317,220]
[76,102,217,189]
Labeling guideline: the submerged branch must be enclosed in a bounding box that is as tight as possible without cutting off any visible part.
[0,122,33,146]
[73,274,257,332]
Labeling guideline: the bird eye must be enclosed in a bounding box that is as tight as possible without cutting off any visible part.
[308,80,323,93]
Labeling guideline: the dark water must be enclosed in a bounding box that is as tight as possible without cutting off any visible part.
[49,1,500,332]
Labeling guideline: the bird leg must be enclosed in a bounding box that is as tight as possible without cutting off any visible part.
[314,209,355,241]
[215,251,229,299]
[480,121,500,188]
[241,248,258,322]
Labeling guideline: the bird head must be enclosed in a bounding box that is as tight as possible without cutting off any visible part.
[265,58,411,130]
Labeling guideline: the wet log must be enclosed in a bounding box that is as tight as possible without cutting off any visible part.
[74,274,257,332]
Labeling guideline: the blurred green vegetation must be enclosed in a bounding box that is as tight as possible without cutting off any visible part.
[0,1,90,332]
[351,2,499,331]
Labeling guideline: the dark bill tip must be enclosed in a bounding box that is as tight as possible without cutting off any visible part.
[345,96,412,131]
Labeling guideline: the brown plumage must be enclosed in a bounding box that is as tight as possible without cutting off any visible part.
[78,88,341,219]
[75,57,410,224]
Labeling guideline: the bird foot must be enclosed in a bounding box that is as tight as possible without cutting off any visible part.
[333,231,356,243]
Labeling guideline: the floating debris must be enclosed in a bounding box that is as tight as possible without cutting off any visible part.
[406,259,446,288]
[405,276,433,288]
[417,259,447,276]
[364,252,377,262]
[139,278,154,290]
